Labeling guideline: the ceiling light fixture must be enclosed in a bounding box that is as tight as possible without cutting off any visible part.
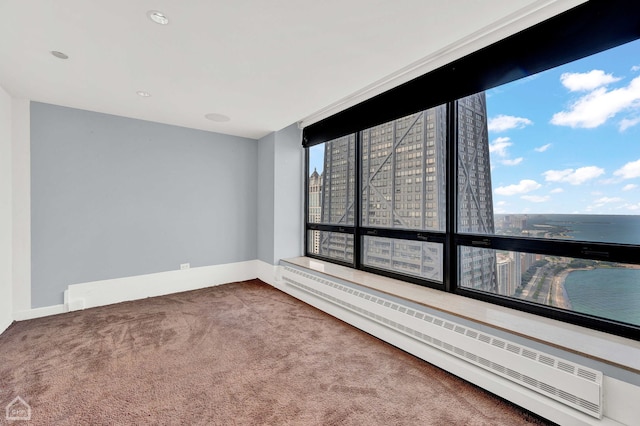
[51,51,69,59]
[205,113,231,122]
[136,91,151,97]
[147,10,169,25]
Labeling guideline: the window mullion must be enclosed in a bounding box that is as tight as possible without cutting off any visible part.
[445,101,457,293]
[304,147,310,256]
[391,120,397,226]
[354,131,362,269]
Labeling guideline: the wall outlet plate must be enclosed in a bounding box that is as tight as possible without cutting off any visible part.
[180,263,190,270]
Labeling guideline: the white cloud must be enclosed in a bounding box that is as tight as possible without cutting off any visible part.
[488,115,533,132]
[594,196,623,204]
[521,195,550,203]
[598,177,619,185]
[550,188,564,194]
[496,201,507,206]
[489,137,512,157]
[614,158,640,179]
[495,179,541,196]
[560,70,621,92]
[632,65,640,72]
[550,75,640,129]
[591,197,624,210]
[620,203,640,211]
[623,184,638,191]
[619,117,640,131]
[489,137,523,165]
[543,166,605,185]
[502,157,523,166]
[534,143,551,152]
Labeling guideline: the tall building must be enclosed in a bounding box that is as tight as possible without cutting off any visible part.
[312,93,496,290]
[308,168,323,254]
[510,252,522,296]
[496,252,521,296]
[457,93,497,292]
[496,254,512,295]
[521,252,537,276]
[319,134,356,262]
[359,107,446,281]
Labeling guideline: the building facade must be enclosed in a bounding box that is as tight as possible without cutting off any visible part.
[456,93,497,292]
[310,93,496,289]
[308,168,323,254]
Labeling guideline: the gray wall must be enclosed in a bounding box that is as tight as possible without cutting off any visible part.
[257,132,275,264]
[31,102,258,308]
[0,86,12,331]
[257,124,304,265]
[273,123,303,262]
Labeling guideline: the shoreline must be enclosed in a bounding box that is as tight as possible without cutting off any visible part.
[552,266,598,310]
[553,264,640,310]
[552,269,573,310]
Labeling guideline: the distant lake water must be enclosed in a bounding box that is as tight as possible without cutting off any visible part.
[500,214,640,325]
[564,268,640,326]
[524,214,640,245]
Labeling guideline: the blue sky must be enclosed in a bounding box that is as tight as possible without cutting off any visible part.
[309,38,640,215]
[309,144,324,176]
[489,38,640,215]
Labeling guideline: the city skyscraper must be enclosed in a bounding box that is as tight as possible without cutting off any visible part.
[457,93,497,293]
[496,252,521,296]
[317,134,355,262]
[308,168,323,254]
[359,106,446,281]
[310,92,496,290]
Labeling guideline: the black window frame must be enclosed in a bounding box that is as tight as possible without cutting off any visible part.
[303,0,640,341]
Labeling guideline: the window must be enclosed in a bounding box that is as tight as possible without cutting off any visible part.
[455,38,640,330]
[306,135,356,265]
[303,2,640,340]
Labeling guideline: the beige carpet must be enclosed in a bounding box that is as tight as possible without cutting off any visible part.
[0,280,550,425]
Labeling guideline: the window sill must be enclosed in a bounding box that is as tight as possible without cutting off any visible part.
[282,256,640,374]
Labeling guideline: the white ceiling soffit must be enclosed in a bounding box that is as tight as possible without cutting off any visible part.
[299,0,586,128]
[0,0,585,140]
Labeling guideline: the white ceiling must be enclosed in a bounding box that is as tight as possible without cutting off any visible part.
[0,0,583,140]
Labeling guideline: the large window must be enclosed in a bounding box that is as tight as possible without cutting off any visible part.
[307,135,355,264]
[303,2,640,340]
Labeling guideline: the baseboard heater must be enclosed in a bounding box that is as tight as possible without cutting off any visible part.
[282,266,603,419]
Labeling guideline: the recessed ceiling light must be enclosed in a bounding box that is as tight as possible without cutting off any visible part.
[51,51,69,60]
[147,10,169,25]
[205,113,231,122]
[136,91,151,97]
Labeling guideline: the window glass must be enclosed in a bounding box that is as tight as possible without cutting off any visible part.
[307,231,354,263]
[304,23,640,338]
[362,236,443,282]
[308,135,356,226]
[460,39,640,244]
[459,247,640,328]
[361,108,446,231]
[308,144,324,224]
[457,93,494,234]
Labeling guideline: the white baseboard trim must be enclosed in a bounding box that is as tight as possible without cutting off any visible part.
[256,261,280,288]
[0,317,12,335]
[13,304,66,321]
[64,260,261,311]
[11,260,284,322]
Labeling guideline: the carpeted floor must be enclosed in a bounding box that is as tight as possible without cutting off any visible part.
[0,280,550,425]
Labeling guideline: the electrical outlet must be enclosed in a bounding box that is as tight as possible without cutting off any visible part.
[180,263,190,270]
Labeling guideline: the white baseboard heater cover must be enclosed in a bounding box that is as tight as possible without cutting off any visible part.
[282,266,603,419]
